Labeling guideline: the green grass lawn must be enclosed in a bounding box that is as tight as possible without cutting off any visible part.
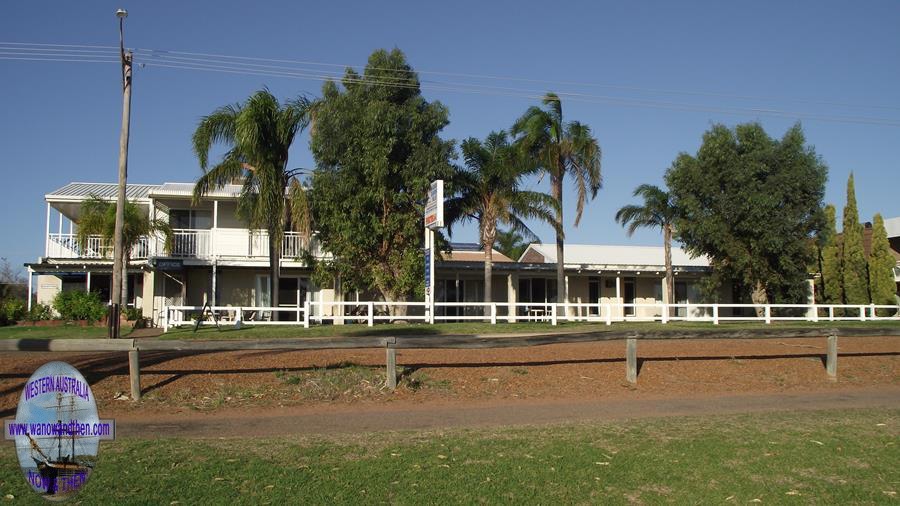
[160,319,900,340]
[0,324,133,340]
[0,408,896,504]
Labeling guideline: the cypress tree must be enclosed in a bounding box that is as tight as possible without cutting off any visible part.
[841,173,869,304]
[868,214,896,314]
[820,204,843,304]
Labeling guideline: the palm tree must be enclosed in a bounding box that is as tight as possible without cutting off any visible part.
[76,195,173,303]
[511,92,601,303]
[495,228,530,262]
[615,184,676,314]
[446,131,557,303]
[192,89,312,308]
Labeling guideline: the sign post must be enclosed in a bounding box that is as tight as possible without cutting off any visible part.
[424,180,444,324]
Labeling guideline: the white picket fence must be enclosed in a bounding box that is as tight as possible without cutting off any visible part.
[162,301,900,332]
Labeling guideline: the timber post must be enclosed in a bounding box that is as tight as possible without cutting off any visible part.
[626,336,638,384]
[826,332,838,380]
[385,337,397,389]
[128,348,141,401]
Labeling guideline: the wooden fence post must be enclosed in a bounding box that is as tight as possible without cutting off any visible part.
[826,332,837,380]
[490,303,497,325]
[626,337,637,384]
[368,301,374,327]
[303,300,310,329]
[605,304,612,326]
[128,349,141,401]
[712,304,719,325]
[386,345,397,389]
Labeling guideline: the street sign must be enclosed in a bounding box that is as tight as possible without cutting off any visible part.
[424,180,444,229]
[424,249,431,295]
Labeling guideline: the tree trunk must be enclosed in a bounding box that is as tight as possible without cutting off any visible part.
[121,251,129,308]
[552,171,565,304]
[663,224,674,317]
[482,219,497,304]
[268,232,280,310]
[484,226,496,323]
[380,286,408,317]
[750,280,768,317]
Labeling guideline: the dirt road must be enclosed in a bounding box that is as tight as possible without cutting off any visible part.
[114,386,900,437]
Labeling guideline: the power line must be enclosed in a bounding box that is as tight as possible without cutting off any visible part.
[2,43,899,127]
[133,57,900,127]
[6,41,899,113]
[130,46,900,113]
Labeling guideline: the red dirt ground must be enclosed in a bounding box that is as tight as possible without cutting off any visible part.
[1,336,897,424]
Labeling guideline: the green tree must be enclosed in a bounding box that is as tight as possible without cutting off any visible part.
[446,131,556,302]
[868,214,896,312]
[308,49,456,308]
[841,173,869,304]
[495,228,531,262]
[615,184,677,313]
[665,122,827,312]
[511,93,602,303]
[819,204,843,304]
[76,195,173,302]
[192,89,312,308]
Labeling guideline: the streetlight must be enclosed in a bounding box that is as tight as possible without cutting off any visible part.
[110,8,132,338]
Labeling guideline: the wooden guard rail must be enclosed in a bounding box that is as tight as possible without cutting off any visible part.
[1,327,898,400]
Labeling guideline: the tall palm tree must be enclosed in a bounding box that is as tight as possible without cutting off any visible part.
[446,131,557,303]
[615,184,677,314]
[76,195,173,303]
[192,89,312,308]
[512,92,601,303]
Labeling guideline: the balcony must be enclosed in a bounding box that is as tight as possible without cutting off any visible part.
[46,230,315,261]
[46,233,149,259]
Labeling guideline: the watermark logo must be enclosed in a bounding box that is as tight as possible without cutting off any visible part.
[4,361,115,501]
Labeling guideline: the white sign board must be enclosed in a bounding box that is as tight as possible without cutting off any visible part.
[424,180,444,229]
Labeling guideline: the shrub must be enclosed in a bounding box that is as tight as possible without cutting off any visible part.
[27,303,53,322]
[53,290,107,322]
[124,306,143,321]
[0,298,26,326]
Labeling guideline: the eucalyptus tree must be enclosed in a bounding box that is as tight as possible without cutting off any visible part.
[76,195,172,302]
[446,131,557,302]
[192,89,312,308]
[665,122,827,311]
[512,93,602,302]
[308,49,455,309]
[615,184,677,312]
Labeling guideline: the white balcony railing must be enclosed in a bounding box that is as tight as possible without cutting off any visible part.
[170,229,211,258]
[46,229,314,261]
[46,233,149,259]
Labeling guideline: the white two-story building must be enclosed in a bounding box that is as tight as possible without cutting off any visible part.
[27,181,724,325]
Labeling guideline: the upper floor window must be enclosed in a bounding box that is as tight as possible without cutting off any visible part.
[170,209,212,229]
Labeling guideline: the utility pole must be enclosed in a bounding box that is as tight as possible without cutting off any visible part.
[110,8,132,339]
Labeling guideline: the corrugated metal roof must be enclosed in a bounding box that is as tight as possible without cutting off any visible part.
[151,182,245,199]
[46,182,159,201]
[523,243,709,268]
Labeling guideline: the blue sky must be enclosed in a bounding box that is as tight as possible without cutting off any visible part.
[1,1,898,272]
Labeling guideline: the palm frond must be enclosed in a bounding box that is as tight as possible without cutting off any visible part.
[192,104,240,169]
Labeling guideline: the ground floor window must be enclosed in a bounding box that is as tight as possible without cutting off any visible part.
[436,278,484,317]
